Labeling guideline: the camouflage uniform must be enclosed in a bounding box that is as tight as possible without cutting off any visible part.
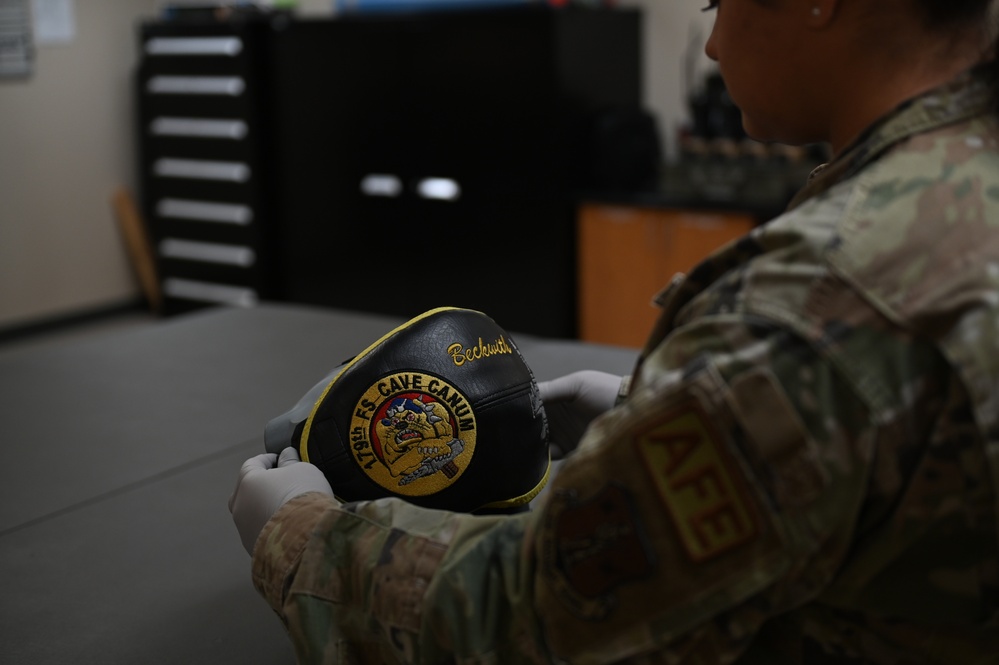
[252,65,999,664]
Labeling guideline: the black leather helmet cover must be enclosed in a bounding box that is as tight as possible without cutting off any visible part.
[264,307,550,513]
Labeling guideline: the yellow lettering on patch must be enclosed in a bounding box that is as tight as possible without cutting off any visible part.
[635,403,757,562]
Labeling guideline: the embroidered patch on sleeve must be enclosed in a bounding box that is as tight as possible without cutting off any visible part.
[540,483,656,619]
[634,400,758,562]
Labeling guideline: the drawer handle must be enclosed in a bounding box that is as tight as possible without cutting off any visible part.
[157,198,253,225]
[163,278,258,307]
[159,238,256,267]
[417,178,461,201]
[146,76,245,96]
[145,36,242,56]
[151,117,248,140]
[360,174,402,198]
[154,158,250,183]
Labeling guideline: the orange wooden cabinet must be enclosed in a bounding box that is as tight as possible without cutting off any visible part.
[577,203,756,348]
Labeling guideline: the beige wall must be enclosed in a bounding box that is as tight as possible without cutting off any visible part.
[0,0,159,329]
[0,0,716,330]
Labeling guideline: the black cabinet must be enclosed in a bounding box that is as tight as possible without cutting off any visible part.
[267,8,640,338]
[137,7,641,337]
[136,19,280,315]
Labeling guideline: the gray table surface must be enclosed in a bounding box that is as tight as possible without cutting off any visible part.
[0,302,638,663]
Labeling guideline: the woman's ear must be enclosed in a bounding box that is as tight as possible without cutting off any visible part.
[806,0,840,28]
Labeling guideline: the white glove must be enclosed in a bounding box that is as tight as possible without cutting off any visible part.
[228,446,335,556]
[538,370,624,458]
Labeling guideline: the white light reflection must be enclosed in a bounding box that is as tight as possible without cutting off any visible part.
[417,178,461,201]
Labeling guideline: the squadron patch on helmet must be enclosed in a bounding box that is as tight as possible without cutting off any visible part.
[349,371,477,496]
[634,400,758,562]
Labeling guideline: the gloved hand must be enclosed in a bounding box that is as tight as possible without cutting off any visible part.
[228,446,336,556]
[538,370,624,458]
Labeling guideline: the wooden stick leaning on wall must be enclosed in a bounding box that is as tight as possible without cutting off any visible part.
[112,187,163,315]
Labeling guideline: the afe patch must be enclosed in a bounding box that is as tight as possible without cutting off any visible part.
[634,401,758,562]
[349,371,477,496]
[541,483,655,619]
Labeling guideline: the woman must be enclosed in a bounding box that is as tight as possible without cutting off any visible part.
[230,1,999,662]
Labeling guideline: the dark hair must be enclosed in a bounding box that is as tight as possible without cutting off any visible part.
[912,0,990,27]
[912,0,998,112]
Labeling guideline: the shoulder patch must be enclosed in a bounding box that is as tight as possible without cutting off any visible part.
[634,400,759,562]
[540,483,656,619]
